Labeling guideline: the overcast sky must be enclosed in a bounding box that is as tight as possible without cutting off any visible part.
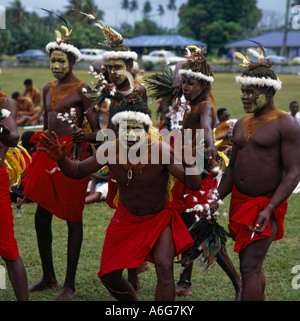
[0,0,289,29]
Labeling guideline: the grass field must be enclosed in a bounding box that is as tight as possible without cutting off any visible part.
[0,67,299,301]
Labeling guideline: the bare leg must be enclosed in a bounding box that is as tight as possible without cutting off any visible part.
[176,253,193,296]
[239,215,278,301]
[55,221,82,301]
[152,224,176,301]
[176,212,193,296]
[101,269,138,301]
[29,205,58,292]
[3,256,28,301]
[216,249,242,301]
[85,192,101,204]
[127,268,141,293]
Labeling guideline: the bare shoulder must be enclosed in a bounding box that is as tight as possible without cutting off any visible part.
[278,112,300,137]
[0,96,17,118]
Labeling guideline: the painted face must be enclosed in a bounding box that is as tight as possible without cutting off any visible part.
[240,85,267,113]
[50,50,70,79]
[119,120,147,150]
[181,75,203,102]
[107,59,127,86]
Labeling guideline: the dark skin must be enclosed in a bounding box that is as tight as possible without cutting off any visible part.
[102,59,147,130]
[218,85,300,300]
[100,58,148,289]
[38,125,202,301]
[176,74,242,299]
[28,50,100,301]
[0,96,28,301]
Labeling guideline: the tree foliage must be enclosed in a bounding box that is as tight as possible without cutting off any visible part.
[178,0,262,53]
[0,0,264,56]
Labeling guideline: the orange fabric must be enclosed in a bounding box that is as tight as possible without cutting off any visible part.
[49,74,83,108]
[229,185,288,253]
[22,136,89,222]
[0,166,19,260]
[98,200,193,278]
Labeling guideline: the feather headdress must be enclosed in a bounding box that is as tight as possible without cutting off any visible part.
[43,8,82,62]
[76,10,137,61]
[235,40,282,91]
[179,45,214,83]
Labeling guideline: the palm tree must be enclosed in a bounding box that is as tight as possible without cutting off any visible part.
[64,0,85,23]
[121,0,130,21]
[167,0,176,29]
[129,0,138,24]
[157,4,165,27]
[8,0,26,25]
[83,0,104,21]
[143,1,152,17]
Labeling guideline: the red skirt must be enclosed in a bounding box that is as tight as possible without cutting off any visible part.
[229,185,288,253]
[98,200,193,278]
[0,166,19,260]
[22,136,89,222]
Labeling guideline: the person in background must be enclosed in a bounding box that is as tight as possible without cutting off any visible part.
[289,100,300,125]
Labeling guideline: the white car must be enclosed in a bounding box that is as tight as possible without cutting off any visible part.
[142,50,186,65]
[290,56,300,64]
[80,48,105,61]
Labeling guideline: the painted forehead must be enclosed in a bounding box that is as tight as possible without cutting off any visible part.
[107,59,126,67]
[51,50,68,59]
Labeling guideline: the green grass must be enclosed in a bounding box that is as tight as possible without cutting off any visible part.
[0,68,299,301]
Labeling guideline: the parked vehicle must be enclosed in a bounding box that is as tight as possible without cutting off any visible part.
[142,50,186,65]
[290,56,300,64]
[16,49,47,60]
[80,48,105,61]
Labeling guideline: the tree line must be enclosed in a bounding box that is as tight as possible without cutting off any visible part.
[0,0,294,56]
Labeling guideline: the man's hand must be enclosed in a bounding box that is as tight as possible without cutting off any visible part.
[38,131,66,162]
[250,208,272,235]
[72,125,86,143]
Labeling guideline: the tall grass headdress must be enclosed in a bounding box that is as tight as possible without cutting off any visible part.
[234,40,282,92]
[77,11,137,61]
[43,8,82,62]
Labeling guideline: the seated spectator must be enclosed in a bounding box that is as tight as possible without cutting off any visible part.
[85,166,111,204]
[22,79,41,107]
[215,107,231,128]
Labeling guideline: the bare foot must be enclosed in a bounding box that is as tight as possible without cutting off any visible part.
[29,279,58,292]
[137,261,150,274]
[55,287,78,301]
[175,280,193,296]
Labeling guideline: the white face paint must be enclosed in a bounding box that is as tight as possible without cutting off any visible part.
[119,120,147,151]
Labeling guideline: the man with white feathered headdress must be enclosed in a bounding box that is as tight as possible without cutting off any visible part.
[36,92,204,301]
[217,41,300,300]
[22,14,100,301]
[78,12,147,130]
[169,46,241,299]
